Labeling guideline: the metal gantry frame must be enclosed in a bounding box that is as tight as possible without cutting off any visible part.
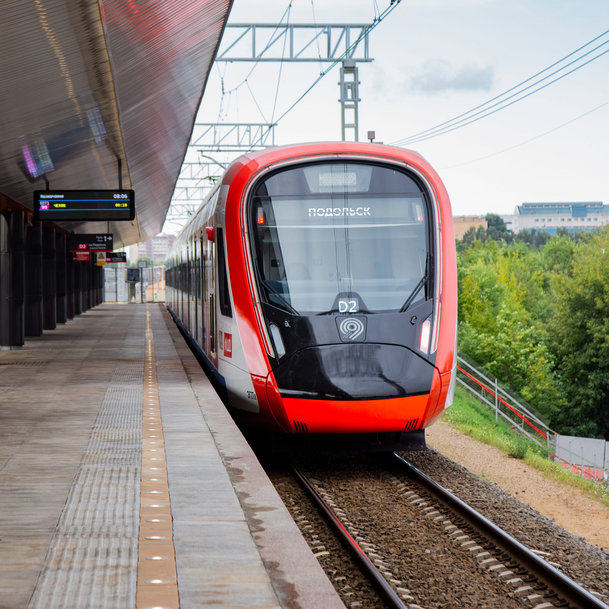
[188,122,276,151]
[216,23,373,63]
[217,23,375,142]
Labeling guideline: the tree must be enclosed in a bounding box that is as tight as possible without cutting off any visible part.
[485,213,510,242]
[457,239,562,421]
[547,228,609,438]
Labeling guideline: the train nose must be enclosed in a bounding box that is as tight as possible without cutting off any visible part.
[271,343,434,401]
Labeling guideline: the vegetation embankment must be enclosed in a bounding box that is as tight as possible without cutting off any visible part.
[457,216,609,440]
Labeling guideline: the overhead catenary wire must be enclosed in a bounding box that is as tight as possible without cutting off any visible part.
[397,29,609,143]
[392,29,609,146]
[270,2,293,124]
[441,98,609,169]
[399,46,609,146]
[310,0,323,71]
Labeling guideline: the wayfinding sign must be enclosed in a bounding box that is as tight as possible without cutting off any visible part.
[69,234,113,253]
[34,189,135,221]
[106,252,127,263]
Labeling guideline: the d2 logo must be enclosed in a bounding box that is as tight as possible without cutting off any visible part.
[338,298,359,313]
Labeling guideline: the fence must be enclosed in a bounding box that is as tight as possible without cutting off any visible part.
[455,355,608,484]
[104,265,165,303]
[554,435,608,484]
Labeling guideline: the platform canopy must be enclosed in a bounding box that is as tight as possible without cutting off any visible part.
[0,0,232,247]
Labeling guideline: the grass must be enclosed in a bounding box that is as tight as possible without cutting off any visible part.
[442,385,609,507]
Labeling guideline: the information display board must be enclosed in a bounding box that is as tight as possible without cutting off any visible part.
[34,190,135,221]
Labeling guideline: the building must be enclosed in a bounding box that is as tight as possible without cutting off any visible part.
[502,202,609,234]
[134,233,176,263]
[453,216,487,240]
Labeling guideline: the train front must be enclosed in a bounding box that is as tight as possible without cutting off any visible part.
[238,147,456,443]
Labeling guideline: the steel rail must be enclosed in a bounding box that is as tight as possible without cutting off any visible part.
[291,466,407,609]
[393,453,609,609]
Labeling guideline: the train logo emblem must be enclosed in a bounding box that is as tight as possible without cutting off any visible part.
[337,317,366,342]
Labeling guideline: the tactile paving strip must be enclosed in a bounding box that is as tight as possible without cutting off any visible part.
[28,315,145,609]
[136,308,179,609]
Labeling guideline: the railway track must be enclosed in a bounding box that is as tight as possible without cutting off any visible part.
[391,453,608,609]
[282,453,609,609]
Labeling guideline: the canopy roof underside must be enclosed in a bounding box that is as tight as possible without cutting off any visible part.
[0,0,232,247]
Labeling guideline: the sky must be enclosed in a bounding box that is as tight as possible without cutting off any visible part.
[166,0,609,231]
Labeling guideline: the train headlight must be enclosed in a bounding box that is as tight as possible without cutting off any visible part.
[419,316,432,354]
[269,323,286,358]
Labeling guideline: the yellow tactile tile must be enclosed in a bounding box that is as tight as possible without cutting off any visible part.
[137,307,179,609]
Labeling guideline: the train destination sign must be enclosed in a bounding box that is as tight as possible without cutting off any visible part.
[69,233,113,253]
[34,189,135,221]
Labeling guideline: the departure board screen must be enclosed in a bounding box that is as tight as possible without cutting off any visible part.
[34,190,135,221]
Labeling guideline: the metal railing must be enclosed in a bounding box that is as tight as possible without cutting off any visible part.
[455,355,608,485]
[456,355,553,450]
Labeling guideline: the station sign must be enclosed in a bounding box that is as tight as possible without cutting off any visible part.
[69,233,113,253]
[34,189,135,221]
[106,252,127,263]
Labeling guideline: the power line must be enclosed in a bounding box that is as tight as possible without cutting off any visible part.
[399,46,609,145]
[270,3,292,124]
[392,30,609,146]
[440,98,609,169]
[398,29,609,143]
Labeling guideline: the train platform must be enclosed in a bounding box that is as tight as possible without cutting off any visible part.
[0,303,343,609]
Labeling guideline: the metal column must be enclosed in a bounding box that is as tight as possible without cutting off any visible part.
[42,226,56,330]
[25,223,43,336]
[9,211,25,346]
[0,211,25,347]
[339,60,360,141]
[66,249,75,319]
[55,234,67,323]
[0,213,10,346]
[73,258,82,316]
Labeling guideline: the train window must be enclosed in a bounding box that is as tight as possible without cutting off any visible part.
[216,228,232,318]
[249,161,431,314]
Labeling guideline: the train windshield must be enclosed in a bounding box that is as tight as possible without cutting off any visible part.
[249,161,431,314]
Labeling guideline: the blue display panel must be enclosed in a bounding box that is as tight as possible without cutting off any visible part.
[34,190,135,221]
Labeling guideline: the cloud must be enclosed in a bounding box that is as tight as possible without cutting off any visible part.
[409,60,494,94]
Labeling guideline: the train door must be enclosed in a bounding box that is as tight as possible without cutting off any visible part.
[206,229,217,365]
[186,245,191,332]
[193,239,199,344]
[179,256,185,322]
[199,235,207,351]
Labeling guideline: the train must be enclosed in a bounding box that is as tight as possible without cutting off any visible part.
[166,142,457,450]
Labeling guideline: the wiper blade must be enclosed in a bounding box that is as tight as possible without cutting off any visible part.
[400,274,427,312]
[401,253,432,313]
